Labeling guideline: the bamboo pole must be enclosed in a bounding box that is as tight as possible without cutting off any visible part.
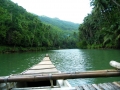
[110,60,120,69]
[0,69,120,83]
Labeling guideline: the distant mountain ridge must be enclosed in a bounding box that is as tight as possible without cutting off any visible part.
[39,16,79,31]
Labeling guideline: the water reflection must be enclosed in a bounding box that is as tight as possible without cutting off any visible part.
[50,49,92,72]
[48,49,120,86]
[48,49,95,86]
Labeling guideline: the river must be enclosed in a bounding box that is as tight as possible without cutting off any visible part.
[0,49,120,86]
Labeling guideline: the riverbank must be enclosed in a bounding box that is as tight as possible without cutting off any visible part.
[0,45,77,53]
[0,46,56,53]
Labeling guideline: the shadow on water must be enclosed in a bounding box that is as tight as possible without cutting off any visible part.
[0,49,120,86]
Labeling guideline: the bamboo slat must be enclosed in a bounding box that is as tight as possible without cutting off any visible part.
[103,83,114,90]
[99,83,110,90]
[113,82,120,87]
[109,83,120,89]
[87,84,96,90]
[29,65,55,70]
[23,68,58,74]
[105,83,116,90]
[76,82,120,90]
[76,86,83,90]
[21,56,59,75]
[92,84,102,90]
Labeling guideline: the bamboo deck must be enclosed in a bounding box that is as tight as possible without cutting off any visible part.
[76,81,120,90]
[21,56,59,75]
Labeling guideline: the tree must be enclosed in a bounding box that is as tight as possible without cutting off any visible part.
[78,0,120,49]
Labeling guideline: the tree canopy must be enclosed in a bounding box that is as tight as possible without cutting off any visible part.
[0,0,79,52]
[39,16,79,31]
[78,0,120,49]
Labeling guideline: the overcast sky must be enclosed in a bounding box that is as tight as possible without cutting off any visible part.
[11,0,92,23]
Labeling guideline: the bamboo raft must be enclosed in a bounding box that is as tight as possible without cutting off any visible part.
[0,54,120,90]
[76,81,120,90]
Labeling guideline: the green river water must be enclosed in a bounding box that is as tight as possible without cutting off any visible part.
[0,49,120,86]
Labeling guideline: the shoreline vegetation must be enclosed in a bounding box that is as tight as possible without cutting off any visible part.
[0,0,78,52]
[0,46,72,54]
[78,0,120,49]
[0,45,119,54]
[1,0,120,51]
[0,46,53,53]
[0,46,77,53]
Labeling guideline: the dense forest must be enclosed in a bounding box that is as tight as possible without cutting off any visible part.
[0,0,79,53]
[1,0,119,53]
[78,0,120,49]
[39,16,79,48]
[39,16,79,31]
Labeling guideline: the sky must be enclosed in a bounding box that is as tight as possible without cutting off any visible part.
[11,0,92,24]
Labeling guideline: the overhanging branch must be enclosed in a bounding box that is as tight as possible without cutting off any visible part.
[112,0,120,7]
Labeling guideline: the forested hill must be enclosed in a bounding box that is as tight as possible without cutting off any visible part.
[0,0,79,53]
[39,16,79,31]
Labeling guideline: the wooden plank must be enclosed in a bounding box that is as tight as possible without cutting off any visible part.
[38,57,51,62]
[87,84,96,90]
[29,67,56,70]
[21,72,59,75]
[107,83,119,90]
[92,84,102,90]
[82,85,91,90]
[38,61,53,65]
[113,82,120,88]
[75,86,83,90]
[115,82,120,87]
[21,56,59,75]
[30,65,55,69]
[24,68,58,74]
[103,83,115,90]
[98,83,109,90]
[41,57,50,61]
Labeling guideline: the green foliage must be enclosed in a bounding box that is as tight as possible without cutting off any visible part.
[0,0,79,52]
[39,16,79,49]
[79,0,120,49]
[77,41,87,49]
[39,16,79,31]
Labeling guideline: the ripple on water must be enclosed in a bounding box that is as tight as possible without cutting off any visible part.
[0,49,120,86]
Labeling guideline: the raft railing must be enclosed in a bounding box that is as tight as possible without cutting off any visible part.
[0,69,120,83]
